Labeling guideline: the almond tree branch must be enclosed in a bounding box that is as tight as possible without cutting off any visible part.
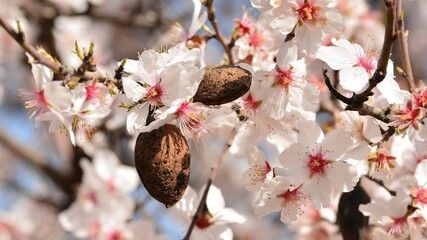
[396,0,415,90]
[202,0,234,65]
[0,128,73,200]
[0,15,114,83]
[355,0,397,103]
[323,69,391,124]
[322,0,398,124]
[183,128,236,240]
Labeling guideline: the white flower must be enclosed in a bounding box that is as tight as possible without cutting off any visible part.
[172,185,246,240]
[316,38,405,104]
[255,41,319,120]
[18,60,72,126]
[255,176,307,223]
[359,190,411,237]
[411,161,427,221]
[242,147,275,192]
[122,48,204,135]
[58,152,137,239]
[252,0,344,55]
[279,120,359,208]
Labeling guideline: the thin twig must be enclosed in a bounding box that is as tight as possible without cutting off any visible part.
[357,0,397,102]
[323,69,391,123]
[202,0,234,65]
[0,128,73,198]
[0,15,114,82]
[322,0,398,123]
[183,128,236,240]
[396,0,415,90]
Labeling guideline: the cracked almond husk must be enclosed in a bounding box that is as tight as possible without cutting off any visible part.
[134,124,190,208]
[193,64,252,105]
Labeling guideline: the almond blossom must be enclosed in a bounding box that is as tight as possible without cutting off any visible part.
[316,38,405,104]
[251,0,344,55]
[58,149,139,239]
[359,190,412,238]
[122,47,204,135]
[242,147,275,192]
[279,120,359,208]
[255,176,307,223]
[18,57,72,126]
[254,41,319,120]
[170,0,207,50]
[171,185,246,240]
[411,161,427,221]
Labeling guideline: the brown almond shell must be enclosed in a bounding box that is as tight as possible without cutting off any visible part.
[193,64,252,105]
[134,124,190,208]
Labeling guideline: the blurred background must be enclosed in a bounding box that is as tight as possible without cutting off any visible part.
[1,0,427,239]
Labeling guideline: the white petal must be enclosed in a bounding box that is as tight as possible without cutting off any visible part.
[205,185,225,215]
[188,0,207,37]
[363,117,382,143]
[126,103,149,134]
[270,15,299,35]
[339,66,370,92]
[327,161,359,192]
[138,50,160,75]
[319,129,353,160]
[415,161,427,186]
[122,78,146,102]
[316,46,356,70]
[31,63,53,89]
[214,208,246,224]
[297,120,324,148]
[277,41,297,68]
[112,166,140,193]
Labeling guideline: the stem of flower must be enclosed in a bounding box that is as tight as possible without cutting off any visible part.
[182,128,236,240]
[0,15,113,82]
[396,0,416,90]
[202,0,235,65]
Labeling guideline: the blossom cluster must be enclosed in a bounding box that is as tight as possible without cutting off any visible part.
[2,0,427,239]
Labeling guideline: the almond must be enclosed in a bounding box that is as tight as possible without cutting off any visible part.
[193,65,252,105]
[134,124,190,208]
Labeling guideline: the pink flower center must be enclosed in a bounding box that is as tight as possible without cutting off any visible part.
[274,66,294,93]
[37,90,48,105]
[249,31,263,48]
[252,161,273,182]
[85,81,101,101]
[412,187,427,206]
[81,190,98,204]
[235,19,252,36]
[278,186,303,207]
[307,152,330,177]
[368,149,396,174]
[356,54,376,76]
[391,101,424,131]
[389,216,408,236]
[107,179,116,193]
[176,102,206,138]
[196,208,213,229]
[413,89,427,107]
[107,230,125,240]
[243,94,262,114]
[297,3,318,22]
[145,84,163,105]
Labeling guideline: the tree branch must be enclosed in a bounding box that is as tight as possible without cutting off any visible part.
[202,0,234,65]
[183,128,236,240]
[396,0,415,90]
[356,0,397,102]
[323,69,391,124]
[0,15,115,83]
